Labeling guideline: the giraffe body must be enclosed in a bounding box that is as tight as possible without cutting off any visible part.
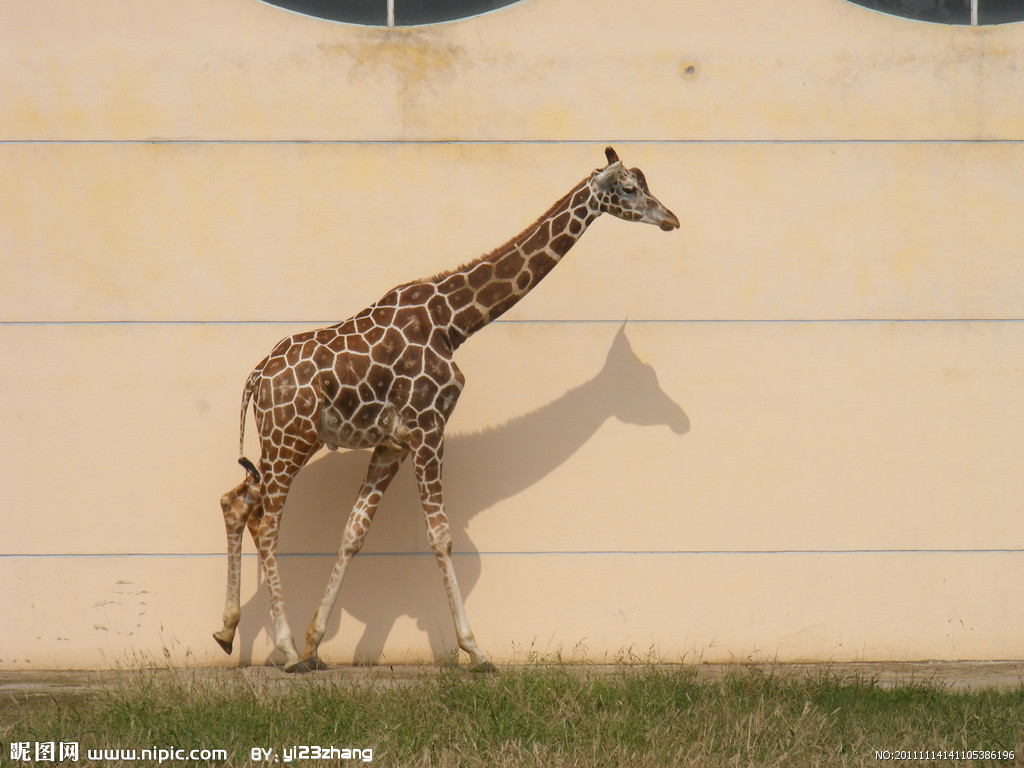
[214,148,679,672]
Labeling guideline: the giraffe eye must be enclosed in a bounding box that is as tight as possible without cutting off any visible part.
[621,184,637,195]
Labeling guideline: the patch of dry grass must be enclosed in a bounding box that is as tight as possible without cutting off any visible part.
[2,664,1021,766]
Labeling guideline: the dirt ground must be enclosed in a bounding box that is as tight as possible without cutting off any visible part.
[2,661,1023,705]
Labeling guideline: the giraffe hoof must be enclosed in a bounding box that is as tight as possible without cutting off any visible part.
[284,657,327,674]
[469,659,497,674]
[212,632,233,655]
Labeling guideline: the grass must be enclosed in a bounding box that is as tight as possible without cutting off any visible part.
[2,664,1022,767]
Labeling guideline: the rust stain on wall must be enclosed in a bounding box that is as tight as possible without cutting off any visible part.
[319,30,465,91]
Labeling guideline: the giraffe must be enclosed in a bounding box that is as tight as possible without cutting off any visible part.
[225,325,688,667]
[213,147,679,673]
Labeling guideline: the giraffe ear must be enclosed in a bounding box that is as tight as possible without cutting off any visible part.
[605,146,620,166]
[594,159,622,188]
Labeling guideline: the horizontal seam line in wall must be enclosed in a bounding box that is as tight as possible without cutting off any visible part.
[3,550,1023,558]
[2,139,1024,146]
[3,318,1023,327]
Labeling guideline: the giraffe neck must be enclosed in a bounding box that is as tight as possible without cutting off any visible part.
[430,174,601,348]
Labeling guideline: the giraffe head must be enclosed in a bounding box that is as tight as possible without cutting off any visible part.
[592,147,680,231]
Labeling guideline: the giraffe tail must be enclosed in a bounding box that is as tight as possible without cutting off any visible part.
[238,456,260,484]
[237,368,262,484]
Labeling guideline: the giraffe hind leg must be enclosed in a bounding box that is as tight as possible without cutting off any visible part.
[254,501,302,669]
[214,478,261,655]
[288,446,407,673]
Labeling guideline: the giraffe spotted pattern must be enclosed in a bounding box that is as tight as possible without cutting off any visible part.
[214,147,679,673]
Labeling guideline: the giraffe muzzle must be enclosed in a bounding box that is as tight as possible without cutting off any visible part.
[643,198,680,231]
[658,211,681,231]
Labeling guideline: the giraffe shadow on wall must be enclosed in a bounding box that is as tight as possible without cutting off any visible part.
[230,325,689,666]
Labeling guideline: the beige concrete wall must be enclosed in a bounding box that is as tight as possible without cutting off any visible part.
[1,0,1022,669]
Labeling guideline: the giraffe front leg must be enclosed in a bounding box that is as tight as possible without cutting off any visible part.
[429,522,496,673]
[213,480,258,655]
[292,446,406,673]
[413,441,495,674]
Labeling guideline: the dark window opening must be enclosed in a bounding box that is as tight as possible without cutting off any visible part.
[978,0,1024,24]
[260,0,525,26]
[847,0,1024,25]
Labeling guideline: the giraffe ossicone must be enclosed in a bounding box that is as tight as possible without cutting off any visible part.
[214,147,679,673]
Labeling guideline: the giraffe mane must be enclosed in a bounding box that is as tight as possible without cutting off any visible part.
[423,178,589,285]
